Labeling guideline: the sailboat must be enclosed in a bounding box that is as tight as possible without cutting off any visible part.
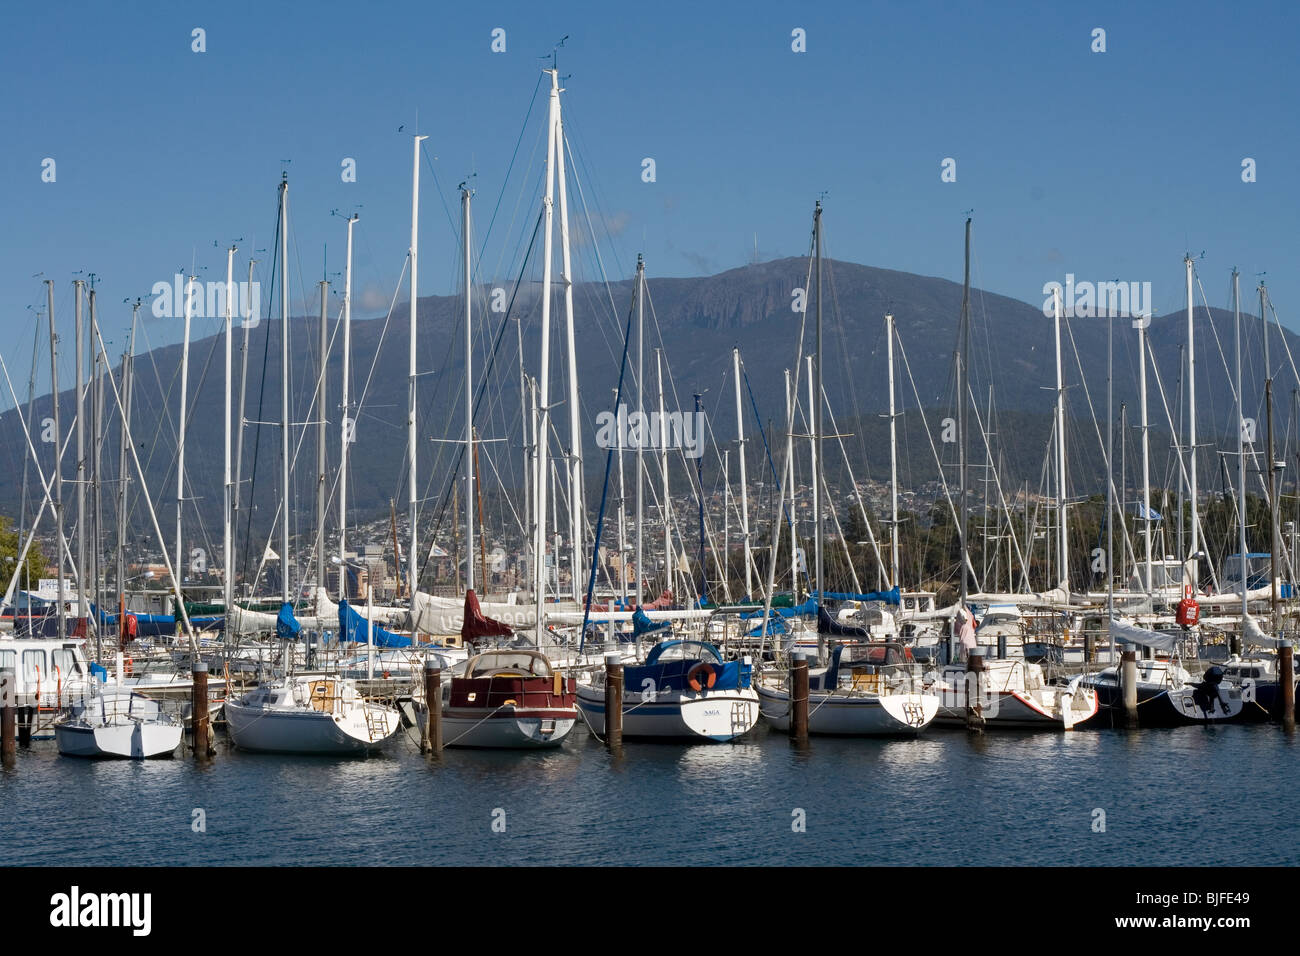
[578,639,760,741]
[55,682,182,759]
[223,174,401,755]
[753,201,939,736]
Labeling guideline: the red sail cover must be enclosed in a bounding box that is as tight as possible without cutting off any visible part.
[461,589,513,641]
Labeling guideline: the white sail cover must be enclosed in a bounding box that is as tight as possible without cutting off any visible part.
[409,590,540,635]
[227,604,280,636]
[1242,614,1281,649]
[1108,617,1180,652]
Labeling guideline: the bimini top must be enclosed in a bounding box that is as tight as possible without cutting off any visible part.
[464,650,553,679]
[643,640,723,666]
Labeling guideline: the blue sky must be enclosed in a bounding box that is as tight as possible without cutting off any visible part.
[3,0,1297,403]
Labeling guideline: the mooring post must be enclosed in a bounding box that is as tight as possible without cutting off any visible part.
[17,706,32,746]
[965,649,985,733]
[790,650,809,743]
[192,662,211,758]
[423,659,442,753]
[1281,641,1295,732]
[1121,649,1138,728]
[1,669,15,765]
[604,651,623,749]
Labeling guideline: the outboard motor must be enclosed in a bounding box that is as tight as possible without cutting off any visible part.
[1192,665,1227,717]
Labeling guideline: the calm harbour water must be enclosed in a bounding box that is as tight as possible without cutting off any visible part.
[2,721,1296,866]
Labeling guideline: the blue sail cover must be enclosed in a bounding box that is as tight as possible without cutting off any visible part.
[275,602,301,640]
[812,587,901,606]
[632,607,671,636]
[741,598,818,620]
[338,600,414,648]
[746,617,786,637]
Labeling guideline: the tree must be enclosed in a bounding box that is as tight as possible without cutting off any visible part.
[0,515,47,593]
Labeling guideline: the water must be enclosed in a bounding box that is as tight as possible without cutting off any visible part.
[3,722,1296,866]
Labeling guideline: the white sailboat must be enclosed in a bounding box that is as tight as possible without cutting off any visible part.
[753,201,940,736]
[55,685,182,759]
[225,674,398,754]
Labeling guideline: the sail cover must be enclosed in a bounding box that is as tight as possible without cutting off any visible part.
[461,589,513,642]
[632,607,671,637]
[813,587,901,606]
[339,599,414,647]
[1109,617,1180,652]
[275,602,301,640]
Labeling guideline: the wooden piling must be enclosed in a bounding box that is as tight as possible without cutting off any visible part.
[965,649,985,732]
[604,651,623,749]
[1,669,15,765]
[790,651,809,743]
[1281,642,1295,732]
[192,662,211,758]
[423,660,442,753]
[1121,650,1139,728]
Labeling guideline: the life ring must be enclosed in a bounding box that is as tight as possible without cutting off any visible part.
[687,662,717,692]
[123,657,133,676]
[382,670,391,679]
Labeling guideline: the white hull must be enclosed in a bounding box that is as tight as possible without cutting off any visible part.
[225,700,396,754]
[576,683,760,741]
[757,684,938,735]
[55,720,182,759]
[440,708,575,748]
[930,685,1098,729]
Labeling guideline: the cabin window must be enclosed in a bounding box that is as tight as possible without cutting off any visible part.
[51,648,79,675]
[0,650,14,673]
[21,649,45,683]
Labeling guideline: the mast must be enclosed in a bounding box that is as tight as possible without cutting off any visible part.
[408,134,427,607]
[733,347,752,598]
[224,247,236,642]
[635,254,645,607]
[338,215,357,597]
[553,70,584,604]
[807,353,821,659]
[1053,286,1067,591]
[117,304,138,635]
[532,72,557,645]
[958,218,971,616]
[462,184,475,593]
[1186,255,1198,588]
[695,392,705,605]
[75,279,86,623]
[1106,284,1115,657]
[886,313,900,589]
[233,256,256,599]
[279,175,291,607]
[1139,314,1152,592]
[315,278,328,604]
[784,368,797,593]
[176,273,194,601]
[1262,282,1279,626]
[813,201,824,653]
[658,350,671,598]
[616,387,627,605]
[89,288,101,661]
[1234,269,1247,620]
[48,280,65,642]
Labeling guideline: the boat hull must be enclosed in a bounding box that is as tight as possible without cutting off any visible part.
[440,707,576,748]
[757,684,938,736]
[55,721,181,759]
[224,701,394,754]
[576,684,760,741]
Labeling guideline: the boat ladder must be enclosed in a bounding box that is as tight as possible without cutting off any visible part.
[364,707,389,742]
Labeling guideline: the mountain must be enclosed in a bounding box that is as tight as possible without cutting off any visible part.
[0,257,1290,552]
